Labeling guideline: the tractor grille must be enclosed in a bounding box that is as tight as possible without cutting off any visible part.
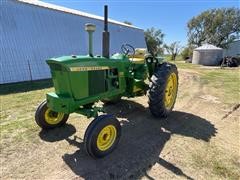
[88,70,106,95]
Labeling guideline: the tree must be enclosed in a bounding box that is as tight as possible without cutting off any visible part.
[181,45,194,60]
[187,8,240,48]
[164,41,182,61]
[123,21,133,25]
[144,27,164,56]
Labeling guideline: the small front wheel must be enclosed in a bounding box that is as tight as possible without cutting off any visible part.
[35,100,69,129]
[84,115,121,158]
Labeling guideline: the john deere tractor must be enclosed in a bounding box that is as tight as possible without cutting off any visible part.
[35,6,178,158]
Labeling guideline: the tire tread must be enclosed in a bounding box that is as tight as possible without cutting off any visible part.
[147,62,178,118]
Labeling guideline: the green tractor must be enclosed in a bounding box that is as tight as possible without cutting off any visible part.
[35,6,178,158]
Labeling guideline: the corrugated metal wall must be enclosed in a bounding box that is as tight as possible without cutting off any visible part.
[192,50,223,66]
[0,0,146,84]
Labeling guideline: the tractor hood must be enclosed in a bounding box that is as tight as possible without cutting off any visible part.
[46,54,128,72]
[46,55,106,71]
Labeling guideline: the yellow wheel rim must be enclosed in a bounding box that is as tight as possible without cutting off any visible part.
[164,72,177,110]
[97,125,117,151]
[44,108,64,125]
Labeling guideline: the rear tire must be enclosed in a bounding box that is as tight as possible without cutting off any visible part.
[147,63,178,118]
[35,100,69,129]
[84,115,121,158]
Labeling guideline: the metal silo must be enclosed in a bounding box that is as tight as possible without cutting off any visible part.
[192,44,223,66]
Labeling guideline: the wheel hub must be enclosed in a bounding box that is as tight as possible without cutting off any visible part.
[164,73,177,109]
[44,108,64,125]
[97,125,117,151]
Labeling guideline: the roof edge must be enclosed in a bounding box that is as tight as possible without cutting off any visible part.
[17,0,143,31]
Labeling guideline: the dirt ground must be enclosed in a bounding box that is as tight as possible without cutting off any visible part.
[1,67,239,179]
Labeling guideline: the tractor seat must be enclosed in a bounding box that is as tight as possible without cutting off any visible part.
[128,48,147,64]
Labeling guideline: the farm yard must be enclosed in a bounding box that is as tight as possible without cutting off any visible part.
[1,61,239,179]
[1,1,239,179]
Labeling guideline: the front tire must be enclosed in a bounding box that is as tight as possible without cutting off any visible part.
[84,115,121,158]
[148,63,178,117]
[35,100,69,129]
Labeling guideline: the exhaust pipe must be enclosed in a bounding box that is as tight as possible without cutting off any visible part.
[102,5,110,58]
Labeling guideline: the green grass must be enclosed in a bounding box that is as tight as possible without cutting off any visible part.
[172,60,200,69]
[201,70,240,104]
[191,146,240,180]
[0,80,54,145]
[173,61,240,106]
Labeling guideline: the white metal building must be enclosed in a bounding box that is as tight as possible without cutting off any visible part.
[223,40,240,57]
[0,0,146,84]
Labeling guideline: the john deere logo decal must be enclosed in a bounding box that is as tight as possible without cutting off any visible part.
[70,66,109,71]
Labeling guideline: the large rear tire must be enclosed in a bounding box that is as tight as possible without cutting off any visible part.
[147,63,178,117]
[35,100,69,129]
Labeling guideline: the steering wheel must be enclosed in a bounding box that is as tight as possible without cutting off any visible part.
[121,44,135,56]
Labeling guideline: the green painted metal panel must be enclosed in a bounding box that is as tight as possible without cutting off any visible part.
[69,72,89,99]
[46,92,75,114]
[51,71,71,97]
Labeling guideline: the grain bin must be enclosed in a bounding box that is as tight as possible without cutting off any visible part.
[192,44,223,66]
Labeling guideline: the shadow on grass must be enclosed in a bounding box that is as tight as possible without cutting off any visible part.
[0,79,53,95]
[39,100,217,179]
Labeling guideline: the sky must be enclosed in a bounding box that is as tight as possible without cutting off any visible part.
[43,0,239,46]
